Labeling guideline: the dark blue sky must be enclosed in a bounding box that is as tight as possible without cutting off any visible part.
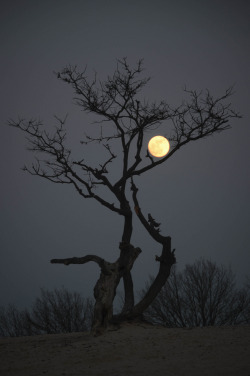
[1,0,249,310]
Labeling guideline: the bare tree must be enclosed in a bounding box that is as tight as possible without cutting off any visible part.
[8,58,241,334]
[0,288,94,337]
[0,305,32,337]
[143,259,250,327]
[242,276,250,323]
[26,287,93,334]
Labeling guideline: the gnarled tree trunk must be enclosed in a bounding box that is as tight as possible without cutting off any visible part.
[51,182,176,334]
[51,242,141,335]
[118,180,177,321]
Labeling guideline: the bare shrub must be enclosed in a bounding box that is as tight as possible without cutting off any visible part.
[143,259,250,327]
[27,287,94,334]
[0,305,31,337]
[0,287,94,337]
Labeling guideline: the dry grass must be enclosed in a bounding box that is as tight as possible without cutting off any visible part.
[0,324,250,376]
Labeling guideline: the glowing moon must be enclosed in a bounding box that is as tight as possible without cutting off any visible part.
[148,136,170,158]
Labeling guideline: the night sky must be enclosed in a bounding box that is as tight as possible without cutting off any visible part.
[1,0,249,310]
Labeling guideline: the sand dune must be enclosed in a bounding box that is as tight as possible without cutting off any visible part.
[0,324,250,375]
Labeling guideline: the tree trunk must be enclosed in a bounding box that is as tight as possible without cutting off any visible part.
[51,185,176,332]
[91,261,120,335]
[120,211,136,314]
[130,238,175,317]
[121,271,134,314]
[113,180,177,322]
[92,242,141,335]
[113,238,176,323]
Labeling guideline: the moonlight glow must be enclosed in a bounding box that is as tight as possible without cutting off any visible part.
[148,136,170,158]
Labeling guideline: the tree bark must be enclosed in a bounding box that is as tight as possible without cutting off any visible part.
[121,271,135,314]
[91,261,120,335]
[120,211,136,313]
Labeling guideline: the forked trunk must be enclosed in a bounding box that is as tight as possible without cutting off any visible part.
[91,242,141,335]
[51,249,140,335]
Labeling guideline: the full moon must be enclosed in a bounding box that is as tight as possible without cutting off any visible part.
[148,136,170,158]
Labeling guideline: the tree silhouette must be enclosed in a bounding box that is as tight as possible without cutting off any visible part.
[142,259,250,327]
[0,288,93,337]
[9,59,241,334]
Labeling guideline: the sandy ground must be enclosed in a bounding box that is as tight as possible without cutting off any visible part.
[0,324,250,376]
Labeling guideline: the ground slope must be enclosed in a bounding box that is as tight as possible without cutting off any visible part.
[0,324,250,375]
